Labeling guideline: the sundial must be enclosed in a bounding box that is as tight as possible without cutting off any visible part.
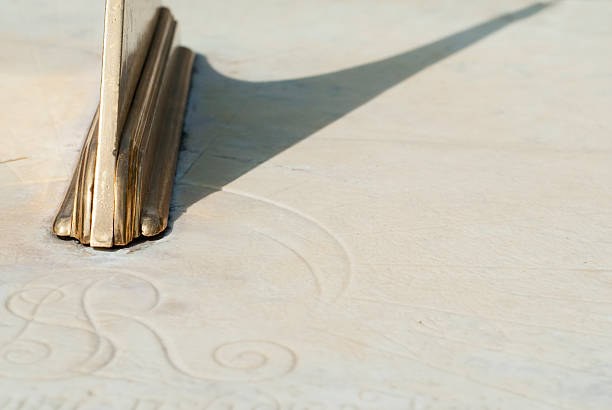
[52,0,194,247]
[2,0,612,408]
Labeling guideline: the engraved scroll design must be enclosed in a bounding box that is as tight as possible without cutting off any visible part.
[0,270,296,382]
[179,188,355,305]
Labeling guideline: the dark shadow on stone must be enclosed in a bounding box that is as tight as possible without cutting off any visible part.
[168,3,550,227]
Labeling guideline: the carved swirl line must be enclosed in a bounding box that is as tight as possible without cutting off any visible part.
[184,183,354,303]
[4,287,66,341]
[252,228,322,298]
[3,339,51,365]
[77,277,118,374]
[104,312,297,382]
[1,278,117,379]
[0,271,161,379]
[1,269,298,383]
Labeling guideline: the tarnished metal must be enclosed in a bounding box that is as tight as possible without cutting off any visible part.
[141,47,195,237]
[53,0,194,248]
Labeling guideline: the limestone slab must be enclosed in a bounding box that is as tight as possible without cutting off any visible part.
[1,0,612,408]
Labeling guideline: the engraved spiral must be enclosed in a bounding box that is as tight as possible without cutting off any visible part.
[3,339,51,365]
[210,340,297,381]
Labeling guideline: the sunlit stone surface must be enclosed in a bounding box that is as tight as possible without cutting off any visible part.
[1,0,612,408]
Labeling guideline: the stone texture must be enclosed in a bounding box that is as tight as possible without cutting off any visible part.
[1,0,612,408]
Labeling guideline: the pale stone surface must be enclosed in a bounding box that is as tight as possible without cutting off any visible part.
[1,0,612,408]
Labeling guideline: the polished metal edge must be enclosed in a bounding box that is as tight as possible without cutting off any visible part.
[53,3,194,248]
[53,108,98,244]
[141,47,195,237]
[92,0,161,247]
[114,8,177,246]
